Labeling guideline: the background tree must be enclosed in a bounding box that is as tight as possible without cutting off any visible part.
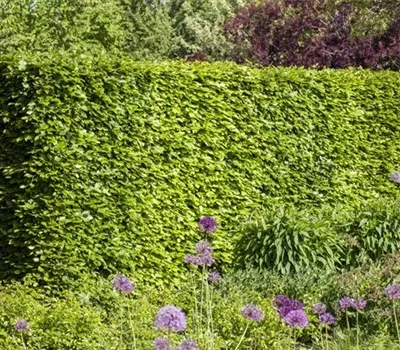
[0,0,131,55]
[224,0,400,69]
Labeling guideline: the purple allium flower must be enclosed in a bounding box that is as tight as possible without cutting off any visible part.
[339,296,356,309]
[390,171,400,184]
[176,338,199,350]
[384,284,400,300]
[198,216,218,235]
[14,319,29,332]
[355,298,367,310]
[195,240,213,256]
[153,337,171,350]
[184,254,202,266]
[208,271,221,284]
[154,305,186,332]
[240,304,264,322]
[199,253,215,266]
[312,303,327,314]
[111,274,135,293]
[278,299,304,318]
[319,312,335,326]
[284,309,309,328]
[273,295,291,309]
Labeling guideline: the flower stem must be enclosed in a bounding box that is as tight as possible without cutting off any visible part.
[346,310,350,333]
[21,333,27,350]
[393,302,400,344]
[120,299,124,347]
[127,302,137,350]
[199,263,206,326]
[234,323,249,350]
[356,310,360,350]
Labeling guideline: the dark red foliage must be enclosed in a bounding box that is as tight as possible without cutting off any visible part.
[224,0,400,70]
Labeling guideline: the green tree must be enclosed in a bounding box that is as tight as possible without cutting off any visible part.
[0,0,131,54]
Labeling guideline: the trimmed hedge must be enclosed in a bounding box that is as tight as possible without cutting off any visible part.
[0,54,399,287]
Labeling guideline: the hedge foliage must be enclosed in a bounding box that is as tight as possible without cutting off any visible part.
[0,54,399,288]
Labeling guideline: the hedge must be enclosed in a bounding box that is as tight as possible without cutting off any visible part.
[0,54,399,288]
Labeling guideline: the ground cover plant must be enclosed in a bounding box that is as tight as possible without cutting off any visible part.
[1,216,400,349]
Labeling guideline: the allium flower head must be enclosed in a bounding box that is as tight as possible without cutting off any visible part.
[199,253,215,266]
[153,337,171,350]
[355,298,367,310]
[176,338,199,350]
[284,309,309,328]
[154,305,186,332]
[339,296,356,309]
[14,319,29,332]
[208,271,221,284]
[184,255,202,266]
[384,283,400,300]
[195,240,213,255]
[111,274,135,293]
[240,304,264,322]
[312,303,327,314]
[198,216,218,235]
[273,295,291,309]
[390,171,400,184]
[319,312,335,326]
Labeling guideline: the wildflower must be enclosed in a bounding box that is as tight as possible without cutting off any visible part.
[207,271,221,284]
[14,320,29,332]
[240,304,264,322]
[198,216,218,235]
[312,302,327,314]
[111,274,135,293]
[284,309,309,328]
[319,312,335,326]
[273,295,291,309]
[355,298,367,310]
[195,240,213,256]
[153,337,171,350]
[154,305,186,332]
[390,171,400,184]
[384,283,400,300]
[176,338,199,350]
[338,296,356,309]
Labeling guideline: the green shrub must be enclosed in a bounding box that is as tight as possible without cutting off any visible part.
[0,54,399,288]
[234,205,345,274]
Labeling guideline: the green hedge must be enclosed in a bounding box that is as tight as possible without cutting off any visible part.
[0,54,399,288]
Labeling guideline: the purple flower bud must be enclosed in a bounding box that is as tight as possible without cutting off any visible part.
[111,274,135,293]
[312,303,327,314]
[319,312,335,326]
[198,216,218,235]
[154,305,186,332]
[14,319,29,332]
[241,304,264,322]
